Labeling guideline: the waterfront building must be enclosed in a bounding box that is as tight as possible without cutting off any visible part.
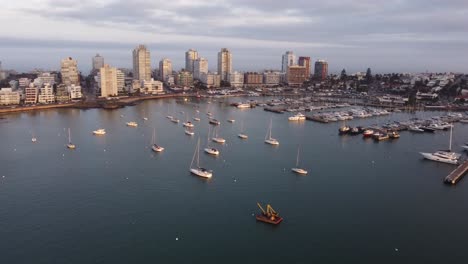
[314,60,328,80]
[18,78,31,90]
[217,48,232,82]
[200,72,221,88]
[228,71,244,88]
[193,57,208,80]
[116,69,125,93]
[282,51,296,73]
[176,70,193,87]
[244,72,263,87]
[287,65,308,86]
[263,71,281,86]
[185,49,199,73]
[100,64,118,97]
[132,45,151,81]
[56,84,70,102]
[61,57,80,86]
[69,84,83,100]
[92,54,104,73]
[143,79,164,95]
[131,79,142,93]
[298,56,311,78]
[34,72,57,88]
[24,84,38,104]
[0,88,21,105]
[159,58,172,83]
[38,84,55,104]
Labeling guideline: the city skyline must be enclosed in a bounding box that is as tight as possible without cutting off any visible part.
[1,1,468,73]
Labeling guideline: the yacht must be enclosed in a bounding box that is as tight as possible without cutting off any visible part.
[237,103,251,109]
[185,129,195,136]
[338,125,350,134]
[408,126,424,133]
[204,147,220,155]
[166,115,173,119]
[143,117,148,121]
[227,119,235,123]
[388,131,400,139]
[190,138,213,178]
[66,128,76,149]
[183,121,194,128]
[420,124,460,165]
[126,121,138,127]
[291,147,308,175]
[209,119,220,125]
[211,127,226,143]
[151,127,164,152]
[193,117,201,122]
[362,129,374,137]
[93,129,106,135]
[171,117,180,123]
[264,118,279,145]
[288,113,306,121]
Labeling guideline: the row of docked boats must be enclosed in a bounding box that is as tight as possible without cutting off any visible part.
[311,108,391,123]
[339,125,400,140]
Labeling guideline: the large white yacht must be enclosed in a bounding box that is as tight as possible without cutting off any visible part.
[288,113,306,121]
[93,129,106,135]
[420,124,460,165]
[126,121,138,127]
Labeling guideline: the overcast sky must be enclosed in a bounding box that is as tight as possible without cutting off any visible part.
[1,0,467,74]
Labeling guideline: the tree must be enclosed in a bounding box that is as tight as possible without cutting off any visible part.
[340,69,347,80]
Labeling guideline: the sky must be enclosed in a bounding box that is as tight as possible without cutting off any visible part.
[0,0,467,74]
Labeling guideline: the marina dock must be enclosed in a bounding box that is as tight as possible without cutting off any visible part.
[444,160,468,185]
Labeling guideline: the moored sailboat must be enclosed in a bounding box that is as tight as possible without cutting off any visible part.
[151,127,164,152]
[291,146,308,175]
[264,118,279,145]
[190,138,213,178]
[420,123,460,165]
[66,128,76,149]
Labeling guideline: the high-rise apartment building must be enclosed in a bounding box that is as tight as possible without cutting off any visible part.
[61,57,80,86]
[298,56,311,78]
[282,51,296,73]
[159,58,172,82]
[314,60,328,80]
[132,45,151,81]
[92,54,104,73]
[100,64,118,97]
[217,48,232,82]
[116,69,125,93]
[193,58,208,80]
[185,49,199,73]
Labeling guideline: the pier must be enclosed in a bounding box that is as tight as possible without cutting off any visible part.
[444,160,468,185]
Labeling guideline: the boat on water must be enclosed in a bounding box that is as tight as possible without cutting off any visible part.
[166,115,173,119]
[388,131,400,139]
[462,143,468,151]
[93,129,106,135]
[349,127,363,135]
[238,120,248,139]
[227,119,235,123]
[339,125,350,134]
[204,127,220,155]
[373,132,389,141]
[193,117,201,122]
[126,121,138,127]
[183,121,194,128]
[211,126,226,143]
[460,119,468,124]
[288,113,306,121]
[291,146,307,175]
[408,125,424,133]
[185,129,194,136]
[190,138,213,178]
[264,118,279,145]
[143,117,148,121]
[237,103,251,109]
[151,127,164,152]
[31,137,37,142]
[66,128,76,149]
[420,124,460,165]
[362,129,374,137]
[209,119,220,125]
[171,117,180,123]
[256,203,283,225]
[421,126,436,133]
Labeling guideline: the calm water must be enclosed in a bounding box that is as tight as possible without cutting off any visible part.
[1,97,468,263]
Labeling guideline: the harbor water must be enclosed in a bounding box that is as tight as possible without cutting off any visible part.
[1,97,468,263]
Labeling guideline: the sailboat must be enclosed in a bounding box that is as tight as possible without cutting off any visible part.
[66,128,76,149]
[190,138,213,178]
[212,126,226,143]
[151,127,165,152]
[291,146,307,174]
[204,126,220,155]
[31,131,37,143]
[238,120,248,139]
[183,114,194,128]
[420,123,460,165]
[264,118,279,145]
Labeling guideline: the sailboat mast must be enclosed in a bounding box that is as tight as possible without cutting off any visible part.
[449,123,453,151]
[197,138,200,168]
[68,128,71,143]
[269,118,272,139]
[296,147,300,167]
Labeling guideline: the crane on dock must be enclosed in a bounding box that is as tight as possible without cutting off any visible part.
[256,203,283,225]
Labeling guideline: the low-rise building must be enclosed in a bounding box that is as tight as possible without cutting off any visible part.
[201,72,221,88]
[0,88,21,105]
[24,84,39,104]
[38,84,56,104]
[244,72,263,87]
[263,71,281,86]
[176,70,193,87]
[34,72,57,88]
[228,71,244,88]
[56,84,70,102]
[142,79,164,95]
[18,78,31,90]
[69,84,83,100]
[287,65,308,86]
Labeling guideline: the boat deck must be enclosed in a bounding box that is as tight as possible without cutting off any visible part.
[445,160,468,185]
[256,214,283,225]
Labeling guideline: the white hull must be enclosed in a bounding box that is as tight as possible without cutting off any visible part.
[67,143,76,149]
[183,122,194,128]
[193,117,201,121]
[292,168,308,175]
[166,115,173,119]
[152,145,164,152]
[238,134,248,139]
[420,152,458,165]
[185,130,194,136]
[265,138,279,145]
[212,137,226,143]
[93,129,106,135]
[204,148,219,155]
[190,168,212,178]
[31,138,37,142]
[237,104,250,108]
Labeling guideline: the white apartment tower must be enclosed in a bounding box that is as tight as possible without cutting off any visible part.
[193,58,208,80]
[218,48,232,82]
[100,64,118,97]
[132,45,151,81]
[92,54,104,72]
[159,58,172,82]
[185,49,199,73]
[281,51,296,73]
[61,57,80,86]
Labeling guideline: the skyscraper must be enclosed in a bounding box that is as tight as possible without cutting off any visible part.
[61,57,80,86]
[185,49,199,73]
[217,48,232,82]
[193,58,208,80]
[159,58,172,82]
[281,51,296,73]
[100,64,118,97]
[314,60,329,80]
[92,54,104,73]
[298,56,311,78]
[132,45,151,81]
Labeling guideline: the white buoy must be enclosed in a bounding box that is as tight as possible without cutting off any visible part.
[176,237,179,241]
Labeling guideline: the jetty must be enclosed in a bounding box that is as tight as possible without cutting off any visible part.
[444,160,468,185]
